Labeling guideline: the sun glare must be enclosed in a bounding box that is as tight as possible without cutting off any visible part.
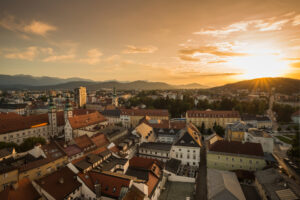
[229,45,289,80]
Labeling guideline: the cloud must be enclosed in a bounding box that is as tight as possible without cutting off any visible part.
[179,55,200,62]
[0,15,56,36]
[194,21,249,36]
[179,46,248,57]
[254,19,289,31]
[123,45,157,54]
[208,60,227,64]
[43,54,75,62]
[194,14,293,36]
[283,57,300,61]
[293,15,300,26]
[4,46,38,61]
[290,62,300,68]
[80,48,102,64]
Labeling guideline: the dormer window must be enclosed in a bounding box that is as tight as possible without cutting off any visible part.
[190,141,195,144]
[112,187,116,193]
[180,140,185,144]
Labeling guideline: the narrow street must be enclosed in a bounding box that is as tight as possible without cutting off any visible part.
[195,144,207,200]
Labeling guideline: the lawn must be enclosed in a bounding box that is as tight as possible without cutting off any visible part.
[276,136,292,144]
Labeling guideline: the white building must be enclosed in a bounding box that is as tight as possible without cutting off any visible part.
[244,129,274,153]
[170,123,202,167]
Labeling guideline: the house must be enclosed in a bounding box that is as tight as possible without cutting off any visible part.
[134,122,156,143]
[207,140,266,171]
[91,132,110,148]
[78,171,132,200]
[170,123,202,167]
[61,144,83,162]
[0,103,27,115]
[74,134,96,153]
[155,128,182,144]
[0,178,41,200]
[225,121,252,142]
[120,109,169,128]
[33,166,82,200]
[244,129,274,153]
[205,133,223,147]
[186,110,241,128]
[138,142,172,162]
[64,111,108,142]
[255,168,300,200]
[101,109,121,125]
[0,148,16,161]
[291,110,300,124]
[126,157,163,200]
[207,169,246,200]
[241,114,272,129]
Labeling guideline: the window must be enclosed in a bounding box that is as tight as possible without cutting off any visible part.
[218,156,220,159]
[249,160,252,164]
[232,158,234,161]
[256,161,259,164]
[179,149,181,151]
[187,154,190,159]
[193,150,196,153]
[226,157,228,161]
[180,154,183,158]
[193,155,196,159]
[112,187,116,193]
[240,159,243,162]
[232,165,234,168]
[187,150,190,152]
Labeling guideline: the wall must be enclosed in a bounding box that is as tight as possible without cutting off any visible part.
[207,152,266,171]
[186,115,240,128]
[170,146,200,167]
[0,169,18,192]
[164,170,195,183]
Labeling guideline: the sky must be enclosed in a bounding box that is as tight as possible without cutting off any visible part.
[0,0,300,86]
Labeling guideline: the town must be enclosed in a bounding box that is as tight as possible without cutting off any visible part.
[0,84,299,200]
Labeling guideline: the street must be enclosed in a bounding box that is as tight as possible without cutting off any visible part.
[195,144,207,200]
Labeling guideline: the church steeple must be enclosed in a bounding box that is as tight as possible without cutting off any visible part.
[64,97,73,120]
[48,95,57,137]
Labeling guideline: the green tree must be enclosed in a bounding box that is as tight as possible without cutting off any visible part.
[287,132,300,159]
[19,137,46,152]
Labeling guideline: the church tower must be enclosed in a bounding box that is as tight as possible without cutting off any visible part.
[64,97,73,121]
[48,96,58,137]
[112,86,118,107]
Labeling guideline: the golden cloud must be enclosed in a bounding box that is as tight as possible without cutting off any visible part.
[123,45,157,54]
[179,55,200,62]
[179,46,248,57]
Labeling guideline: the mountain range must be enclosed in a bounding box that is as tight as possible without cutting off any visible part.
[0,74,207,90]
[0,75,299,94]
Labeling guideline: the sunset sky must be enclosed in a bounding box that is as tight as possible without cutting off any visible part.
[0,0,300,86]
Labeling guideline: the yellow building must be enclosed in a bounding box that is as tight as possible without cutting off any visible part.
[186,110,241,129]
[121,109,169,128]
[207,140,266,171]
[225,121,252,142]
[0,168,18,192]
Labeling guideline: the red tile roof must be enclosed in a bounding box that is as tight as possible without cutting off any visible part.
[36,167,82,200]
[187,110,240,118]
[0,178,41,200]
[62,144,82,157]
[129,156,162,173]
[78,171,131,198]
[68,112,107,129]
[209,140,264,157]
[74,135,95,151]
[91,133,109,148]
[120,109,169,117]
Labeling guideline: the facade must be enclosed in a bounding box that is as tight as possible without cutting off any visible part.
[101,109,121,125]
[138,142,172,162]
[291,110,300,124]
[207,140,266,171]
[244,129,274,153]
[186,110,241,128]
[120,109,169,128]
[241,114,272,129]
[74,86,87,108]
[225,121,252,142]
[0,103,27,115]
[133,123,156,143]
[170,123,202,167]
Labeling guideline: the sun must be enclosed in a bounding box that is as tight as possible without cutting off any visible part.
[229,44,289,80]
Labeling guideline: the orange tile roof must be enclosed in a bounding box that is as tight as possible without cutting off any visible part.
[187,110,240,118]
[129,156,162,172]
[121,109,169,117]
[0,178,41,200]
[78,171,131,198]
[69,112,107,129]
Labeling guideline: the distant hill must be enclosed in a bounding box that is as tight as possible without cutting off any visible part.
[211,77,300,94]
[0,75,207,90]
[0,74,93,87]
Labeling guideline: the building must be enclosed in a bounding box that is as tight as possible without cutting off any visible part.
[64,111,108,142]
[241,114,272,129]
[0,178,41,200]
[101,109,121,125]
[244,129,274,153]
[78,171,132,200]
[125,156,163,200]
[0,148,16,161]
[0,103,27,115]
[133,122,157,143]
[170,123,202,167]
[225,121,252,142]
[255,168,300,200]
[207,140,266,171]
[205,133,223,147]
[207,169,246,200]
[74,86,87,108]
[138,142,172,162]
[33,166,82,200]
[291,110,300,124]
[156,128,181,144]
[186,110,241,128]
[120,109,169,128]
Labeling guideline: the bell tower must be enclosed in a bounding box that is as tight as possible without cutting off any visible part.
[48,96,57,137]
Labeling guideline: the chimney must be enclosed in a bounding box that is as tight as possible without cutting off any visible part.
[59,177,64,184]
[94,181,101,198]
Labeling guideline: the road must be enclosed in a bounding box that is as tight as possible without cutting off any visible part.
[267,95,278,131]
[273,144,300,184]
[195,144,207,200]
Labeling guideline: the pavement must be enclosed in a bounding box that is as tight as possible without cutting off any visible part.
[159,181,195,200]
[195,145,207,200]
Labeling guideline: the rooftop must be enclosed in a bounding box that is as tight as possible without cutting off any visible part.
[209,140,264,157]
[69,111,107,129]
[121,109,169,117]
[139,142,172,151]
[187,110,240,118]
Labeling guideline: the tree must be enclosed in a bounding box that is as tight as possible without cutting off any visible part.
[19,137,46,152]
[287,132,300,159]
[207,128,213,135]
[213,125,225,137]
[277,127,282,132]
[200,122,206,134]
